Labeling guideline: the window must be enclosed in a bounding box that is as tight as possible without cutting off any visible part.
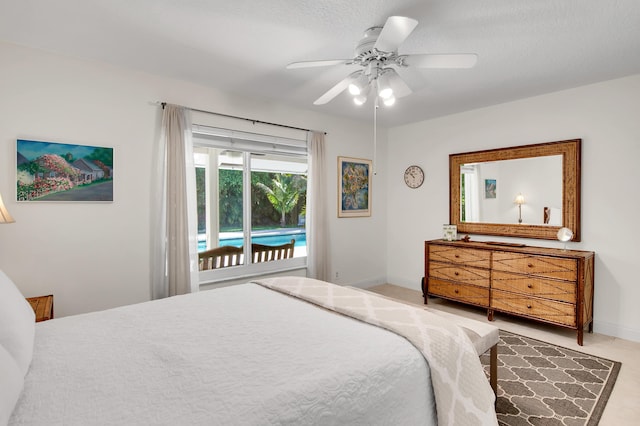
[460,164,479,222]
[193,125,308,282]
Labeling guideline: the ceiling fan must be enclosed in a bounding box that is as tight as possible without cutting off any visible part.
[287,16,478,106]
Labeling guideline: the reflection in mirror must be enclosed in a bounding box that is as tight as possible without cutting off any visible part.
[450,139,581,241]
[460,156,563,225]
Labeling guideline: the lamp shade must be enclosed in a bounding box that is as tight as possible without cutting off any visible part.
[353,94,367,105]
[376,72,393,99]
[514,193,525,205]
[347,72,367,96]
[0,192,15,223]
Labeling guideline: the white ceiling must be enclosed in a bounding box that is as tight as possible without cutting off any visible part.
[1,0,639,127]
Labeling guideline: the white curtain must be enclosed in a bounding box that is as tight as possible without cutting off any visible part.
[462,165,480,222]
[151,104,199,299]
[306,131,330,281]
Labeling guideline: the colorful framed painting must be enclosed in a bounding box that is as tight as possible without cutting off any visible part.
[16,139,114,202]
[484,179,497,199]
[338,156,371,218]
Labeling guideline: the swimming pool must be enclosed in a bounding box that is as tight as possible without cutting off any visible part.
[198,231,306,252]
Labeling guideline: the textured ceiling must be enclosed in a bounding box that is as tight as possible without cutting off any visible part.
[1,0,639,127]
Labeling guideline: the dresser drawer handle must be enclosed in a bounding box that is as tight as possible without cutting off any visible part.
[454,271,460,276]
[454,289,459,294]
[527,284,533,289]
[455,254,460,258]
[527,304,532,309]
[527,263,534,268]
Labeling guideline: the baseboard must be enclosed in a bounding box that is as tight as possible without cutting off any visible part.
[384,276,423,292]
[594,320,640,343]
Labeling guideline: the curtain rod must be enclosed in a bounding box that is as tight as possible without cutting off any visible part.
[160,102,326,135]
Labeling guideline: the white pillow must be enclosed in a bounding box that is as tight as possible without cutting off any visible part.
[0,344,24,426]
[0,270,35,376]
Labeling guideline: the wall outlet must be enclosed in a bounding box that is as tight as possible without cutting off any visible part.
[335,271,339,279]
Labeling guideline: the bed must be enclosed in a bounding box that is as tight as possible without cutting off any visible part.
[1,272,497,425]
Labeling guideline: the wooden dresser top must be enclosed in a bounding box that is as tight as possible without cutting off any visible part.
[426,239,594,260]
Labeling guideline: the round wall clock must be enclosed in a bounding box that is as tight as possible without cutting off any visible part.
[404,165,424,188]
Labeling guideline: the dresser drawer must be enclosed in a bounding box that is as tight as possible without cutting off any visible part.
[492,271,576,303]
[428,245,491,268]
[428,278,489,307]
[492,252,577,281]
[429,262,490,288]
[491,289,576,327]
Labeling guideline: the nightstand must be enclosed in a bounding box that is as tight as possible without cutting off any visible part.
[26,295,54,322]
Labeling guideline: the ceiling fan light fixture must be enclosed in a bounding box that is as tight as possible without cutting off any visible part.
[378,86,393,99]
[287,16,477,108]
[383,95,396,106]
[353,94,368,105]
[376,72,393,99]
[348,73,367,96]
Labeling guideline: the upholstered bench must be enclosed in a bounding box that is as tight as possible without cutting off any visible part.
[421,306,499,395]
[352,287,499,395]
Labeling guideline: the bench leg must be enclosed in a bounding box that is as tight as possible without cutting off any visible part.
[490,344,498,397]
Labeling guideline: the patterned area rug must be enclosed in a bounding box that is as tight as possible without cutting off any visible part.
[480,330,621,426]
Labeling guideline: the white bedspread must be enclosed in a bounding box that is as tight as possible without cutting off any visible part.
[10,283,436,425]
[255,277,497,426]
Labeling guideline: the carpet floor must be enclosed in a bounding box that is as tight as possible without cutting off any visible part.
[481,330,621,426]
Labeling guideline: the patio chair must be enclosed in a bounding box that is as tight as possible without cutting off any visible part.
[251,239,295,263]
[198,245,244,270]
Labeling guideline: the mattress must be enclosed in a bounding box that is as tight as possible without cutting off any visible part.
[10,283,436,425]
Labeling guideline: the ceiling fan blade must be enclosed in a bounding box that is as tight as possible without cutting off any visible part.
[286,59,350,69]
[386,69,413,98]
[374,16,418,52]
[403,53,478,68]
[313,72,361,105]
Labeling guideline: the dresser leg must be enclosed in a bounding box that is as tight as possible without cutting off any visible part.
[577,329,584,346]
[421,277,428,305]
[488,309,494,321]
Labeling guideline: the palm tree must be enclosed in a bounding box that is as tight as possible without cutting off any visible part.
[256,174,299,227]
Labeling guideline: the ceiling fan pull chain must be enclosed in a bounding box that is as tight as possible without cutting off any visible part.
[373,95,378,176]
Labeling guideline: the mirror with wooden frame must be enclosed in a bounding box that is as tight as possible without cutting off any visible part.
[450,139,581,241]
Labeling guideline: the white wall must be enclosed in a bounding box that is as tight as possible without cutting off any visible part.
[386,74,640,342]
[0,42,388,317]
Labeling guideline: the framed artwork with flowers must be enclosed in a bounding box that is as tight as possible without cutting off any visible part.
[16,139,114,202]
[337,156,371,218]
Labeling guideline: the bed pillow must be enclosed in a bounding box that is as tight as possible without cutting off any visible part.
[0,270,35,376]
[0,344,24,426]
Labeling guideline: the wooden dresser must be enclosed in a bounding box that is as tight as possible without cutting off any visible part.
[424,240,594,345]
